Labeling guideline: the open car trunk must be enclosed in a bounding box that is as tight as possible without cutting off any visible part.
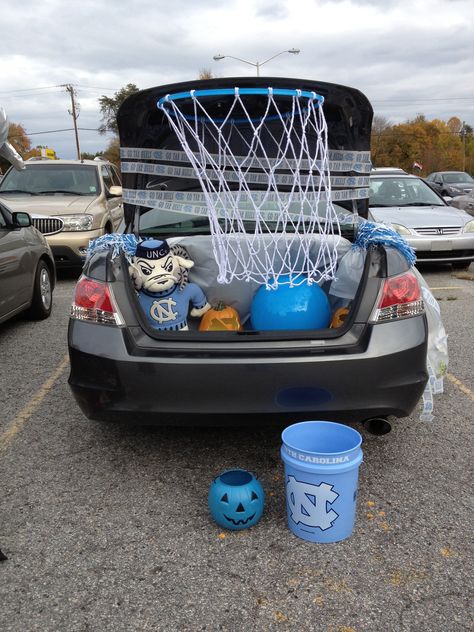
[116,77,375,340]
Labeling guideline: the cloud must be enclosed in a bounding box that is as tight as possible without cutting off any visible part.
[1,0,473,157]
[254,0,290,19]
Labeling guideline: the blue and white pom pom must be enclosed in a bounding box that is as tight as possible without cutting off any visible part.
[86,233,140,262]
[354,221,416,267]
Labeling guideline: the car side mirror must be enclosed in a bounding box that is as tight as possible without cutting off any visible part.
[108,185,122,197]
[12,211,32,228]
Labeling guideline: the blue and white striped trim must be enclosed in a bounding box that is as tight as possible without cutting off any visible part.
[121,161,370,188]
[159,320,188,332]
[122,188,370,217]
[120,147,372,173]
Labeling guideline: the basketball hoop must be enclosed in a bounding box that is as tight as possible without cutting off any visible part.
[156,87,340,287]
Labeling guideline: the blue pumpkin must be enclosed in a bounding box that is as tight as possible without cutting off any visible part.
[250,274,331,331]
[208,469,265,530]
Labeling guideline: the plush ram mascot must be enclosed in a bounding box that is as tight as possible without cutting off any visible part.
[129,238,210,331]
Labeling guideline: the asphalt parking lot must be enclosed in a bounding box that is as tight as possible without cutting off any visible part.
[0,266,473,632]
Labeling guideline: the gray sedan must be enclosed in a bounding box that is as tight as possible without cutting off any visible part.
[369,173,474,270]
[67,77,431,430]
[0,200,56,324]
[425,171,474,197]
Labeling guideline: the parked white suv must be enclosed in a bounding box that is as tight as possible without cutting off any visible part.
[0,158,123,268]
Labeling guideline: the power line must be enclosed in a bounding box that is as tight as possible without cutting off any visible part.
[8,127,110,139]
[1,81,473,103]
[0,83,120,96]
[372,96,474,104]
[77,85,119,91]
[0,85,64,95]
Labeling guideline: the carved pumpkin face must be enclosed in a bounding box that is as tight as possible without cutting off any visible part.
[208,469,265,530]
[199,302,242,331]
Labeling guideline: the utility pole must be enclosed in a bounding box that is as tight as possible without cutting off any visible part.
[62,84,81,160]
[460,121,466,172]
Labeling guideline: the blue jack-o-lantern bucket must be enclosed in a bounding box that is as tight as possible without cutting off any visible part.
[208,469,265,530]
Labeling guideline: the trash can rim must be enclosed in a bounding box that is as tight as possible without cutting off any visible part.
[281,420,362,457]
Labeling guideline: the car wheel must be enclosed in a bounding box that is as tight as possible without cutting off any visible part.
[452,261,471,270]
[26,261,53,320]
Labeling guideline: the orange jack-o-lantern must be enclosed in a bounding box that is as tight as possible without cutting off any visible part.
[199,301,242,331]
[330,306,350,328]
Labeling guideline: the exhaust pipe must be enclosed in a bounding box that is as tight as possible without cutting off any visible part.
[363,417,392,436]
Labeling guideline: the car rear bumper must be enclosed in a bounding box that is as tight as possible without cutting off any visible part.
[68,317,428,424]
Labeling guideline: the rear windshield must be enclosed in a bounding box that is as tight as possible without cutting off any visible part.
[136,201,354,237]
[0,164,100,196]
[442,172,474,184]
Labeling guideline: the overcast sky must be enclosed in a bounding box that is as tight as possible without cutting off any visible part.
[1,0,473,159]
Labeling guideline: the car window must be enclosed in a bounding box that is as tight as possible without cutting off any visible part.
[369,177,445,207]
[100,165,115,191]
[443,172,474,184]
[110,165,122,186]
[137,202,351,236]
[0,164,100,195]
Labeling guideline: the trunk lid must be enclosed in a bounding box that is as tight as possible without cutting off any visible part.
[111,78,380,345]
[117,77,373,227]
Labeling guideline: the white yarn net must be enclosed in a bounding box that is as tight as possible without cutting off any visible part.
[158,87,341,288]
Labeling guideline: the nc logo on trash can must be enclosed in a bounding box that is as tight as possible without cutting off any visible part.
[286,475,339,531]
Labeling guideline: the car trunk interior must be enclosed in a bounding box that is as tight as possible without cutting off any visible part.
[118,236,373,343]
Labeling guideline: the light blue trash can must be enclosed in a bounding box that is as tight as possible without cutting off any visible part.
[281,421,363,543]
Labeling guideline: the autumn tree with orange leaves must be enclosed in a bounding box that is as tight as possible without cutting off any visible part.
[371,115,474,175]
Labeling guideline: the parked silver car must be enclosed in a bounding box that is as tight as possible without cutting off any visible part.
[0,199,55,324]
[369,173,474,270]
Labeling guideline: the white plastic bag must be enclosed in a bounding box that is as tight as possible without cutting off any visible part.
[328,247,366,301]
[414,269,449,421]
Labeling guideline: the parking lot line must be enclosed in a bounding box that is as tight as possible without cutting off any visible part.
[0,354,70,453]
[446,373,474,402]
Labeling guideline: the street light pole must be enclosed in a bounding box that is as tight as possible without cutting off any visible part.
[213,48,300,76]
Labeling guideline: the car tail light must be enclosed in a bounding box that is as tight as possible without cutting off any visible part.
[371,271,425,323]
[70,277,124,325]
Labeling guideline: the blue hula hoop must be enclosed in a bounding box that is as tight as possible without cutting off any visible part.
[157,87,324,124]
